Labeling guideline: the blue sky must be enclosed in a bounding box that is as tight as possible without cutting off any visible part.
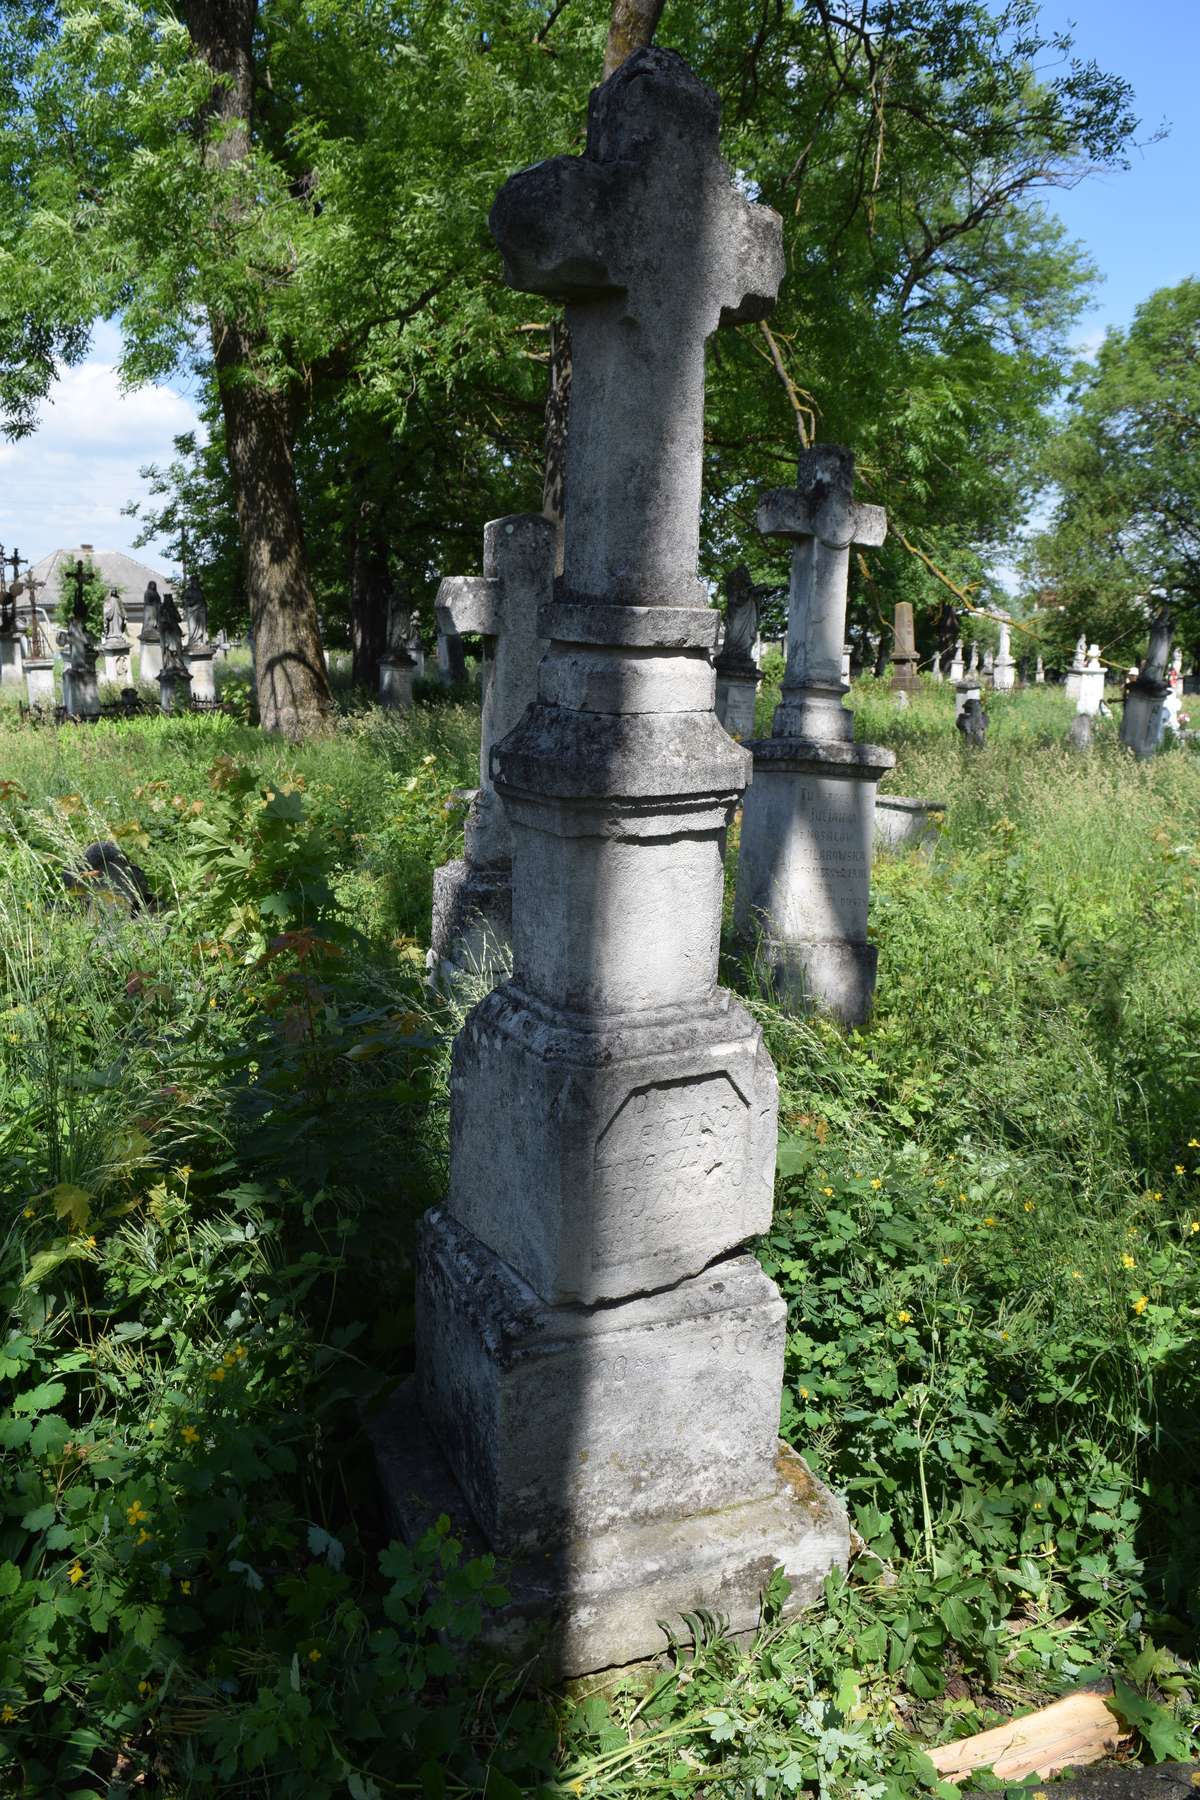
[2,0,1196,569]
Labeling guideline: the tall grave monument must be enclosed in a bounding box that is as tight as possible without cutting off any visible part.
[382,48,847,1674]
[735,445,894,1025]
[1121,606,1172,760]
[430,513,554,986]
[890,601,920,693]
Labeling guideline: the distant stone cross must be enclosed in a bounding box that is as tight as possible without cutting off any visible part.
[71,559,88,619]
[435,513,553,790]
[490,47,782,608]
[757,445,885,740]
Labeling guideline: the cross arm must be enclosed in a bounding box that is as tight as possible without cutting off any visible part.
[757,489,887,550]
[489,157,627,301]
[436,576,500,637]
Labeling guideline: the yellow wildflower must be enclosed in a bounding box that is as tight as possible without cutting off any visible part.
[941,1256,951,1266]
[68,1562,85,1586]
[125,1500,148,1526]
[181,1425,200,1445]
[983,1216,996,1227]
[1189,1139,1200,1148]
[1121,1253,1136,1270]
[22,1208,33,1219]
[138,1680,151,1696]
[897,1309,912,1325]
[1024,1201,1035,1212]
[1153,1191,1162,1201]
[137,1529,152,1545]
[234,1344,248,1360]
[1176,1165,1186,1176]
[1191,1221,1199,1234]
[0,1704,17,1723]
[870,1178,882,1190]
[1071,1269,1084,1280]
[307,1647,322,1663]
[822,1185,834,1197]
[208,1367,226,1383]
[222,1351,236,1367]
[1132,1295,1148,1315]
[798,1387,810,1399]
[180,1580,191,1595]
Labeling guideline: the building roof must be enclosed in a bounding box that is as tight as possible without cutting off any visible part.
[27,546,174,618]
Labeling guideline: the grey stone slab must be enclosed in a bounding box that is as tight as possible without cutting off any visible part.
[379,657,414,710]
[967,1770,1200,1800]
[373,1371,849,1677]
[448,987,778,1306]
[874,795,945,852]
[716,668,759,738]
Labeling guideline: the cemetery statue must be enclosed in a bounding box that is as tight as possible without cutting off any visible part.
[158,591,189,675]
[956,694,987,748]
[142,580,162,636]
[182,573,209,649]
[102,588,128,642]
[384,586,417,662]
[720,564,760,668]
[57,609,96,675]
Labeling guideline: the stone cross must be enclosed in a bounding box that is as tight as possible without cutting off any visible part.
[386,49,849,1680]
[490,47,781,608]
[757,444,885,740]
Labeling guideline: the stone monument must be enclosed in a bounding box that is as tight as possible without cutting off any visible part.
[435,625,468,687]
[139,580,163,682]
[1035,654,1045,683]
[890,601,919,693]
[1120,607,1172,761]
[20,575,53,706]
[182,572,216,701]
[1,547,25,687]
[379,48,847,1676]
[966,640,980,678]
[57,563,101,719]
[735,444,894,1024]
[714,564,763,738]
[157,592,192,712]
[949,640,964,681]
[430,512,554,986]
[992,614,1016,691]
[101,588,132,685]
[379,589,417,709]
[1077,643,1105,716]
[1064,634,1087,705]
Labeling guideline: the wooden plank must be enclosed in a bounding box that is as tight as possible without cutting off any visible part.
[927,1692,1128,1785]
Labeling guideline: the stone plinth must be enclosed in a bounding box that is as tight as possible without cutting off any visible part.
[1121,609,1172,761]
[187,647,216,702]
[139,634,162,682]
[379,655,415,710]
[735,445,895,1027]
[992,617,1016,691]
[715,666,760,738]
[102,637,131,686]
[62,667,100,719]
[158,666,192,713]
[1064,636,1087,704]
[380,47,847,1677]
[0,632,22,687]
[1077,645,1105,716]
[24,659,54,707]
[874,794,945,853]
[430,513,554,987]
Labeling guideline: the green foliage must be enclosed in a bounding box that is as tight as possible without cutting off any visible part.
[3,688,1199,1793]
[56,557,107,640]
[1033,277,1200,667]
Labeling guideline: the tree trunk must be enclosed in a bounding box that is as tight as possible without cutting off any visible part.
[181,0,333,738]
[541,2,667,566]
[349,503,391,689]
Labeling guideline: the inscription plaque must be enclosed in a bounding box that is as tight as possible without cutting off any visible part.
[592,1073,748,1270]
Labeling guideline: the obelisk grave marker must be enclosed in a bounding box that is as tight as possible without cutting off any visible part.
[380,47,848,1676]
[735,445,895,1024]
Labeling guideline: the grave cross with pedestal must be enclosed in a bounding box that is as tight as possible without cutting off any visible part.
[0,546,25,688]
[1121,607,1172,760]
[379,46,847,1677]
[429,512,554,986]
[735,444,895,1024]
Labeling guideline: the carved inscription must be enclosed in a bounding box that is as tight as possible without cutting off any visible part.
[591,1074,748,1269]
[777,778,869,934]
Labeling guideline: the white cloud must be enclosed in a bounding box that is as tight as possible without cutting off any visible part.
[0,335,203,566]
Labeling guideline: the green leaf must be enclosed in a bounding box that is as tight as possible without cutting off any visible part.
[13,1380,66,1415]
[31,1413,72,1457]
[483,1773,523,1800]
[1109,1679,1193,1763]
[49,1183,92,1231]
[0,1562,21,1596]
[20,1502,56,1532]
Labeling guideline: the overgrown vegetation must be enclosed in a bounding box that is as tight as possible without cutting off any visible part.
[1,686,1198,1796]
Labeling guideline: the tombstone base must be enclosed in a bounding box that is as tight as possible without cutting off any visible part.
[379,657,415,710]
[0,634,22,686]
[23,659,55,707]
[139,637,162,683]
[1120,688,1166,761]
[873,795,945,853]
[62,668,101,720]
[187,648,216,702]
[715,667,760,740]
[428,856,512,989]
[375,1381,848,1679]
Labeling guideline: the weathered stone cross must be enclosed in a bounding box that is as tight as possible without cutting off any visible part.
[757,444,886,741]
[490,47,782,608]
[435,512,554,796]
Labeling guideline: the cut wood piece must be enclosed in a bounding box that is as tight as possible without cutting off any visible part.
[928,1691,1129,1785]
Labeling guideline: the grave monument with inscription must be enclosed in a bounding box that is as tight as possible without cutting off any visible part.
[430,512,554,986]
[139,581,163,682]
[1120,606,1172,761]
[101,588,132,685]
[735,444,894,1024]
[378,48,847,1675]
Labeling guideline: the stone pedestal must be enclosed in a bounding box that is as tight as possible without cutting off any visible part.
[62,667,100,719]
[187,647,216,702]
[874,795,945,853]
[736,446,895,1027]
[379,655,415,709]
[949,641,964,681]
[102,636,131,686]
[430,513,554,987]
[715,665,760,738]
[1121,608,1172,761]
[139,633,162,683]
[380,48,847,1677]
[1035,656,1045,683]
[23,659,54,707]
[1064,636,1087,705]
[1077,645,1105,716]
[889,601,919,693]
[158,666,192,713]
[436,627,468,686]
[0,632,22,687]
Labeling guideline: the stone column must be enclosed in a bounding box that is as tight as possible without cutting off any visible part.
[380,48,847,1676]
[430,513,554,986]
[1077,644,1105,716]
[890,602,919,692]
[158,665,192,714]
[1121,607,1172,760]
[949,640,964,681]
[1035,655,1045,683]
[734,445,895,1025]
[992,616,1016,691]
[1064,634,1087,705]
